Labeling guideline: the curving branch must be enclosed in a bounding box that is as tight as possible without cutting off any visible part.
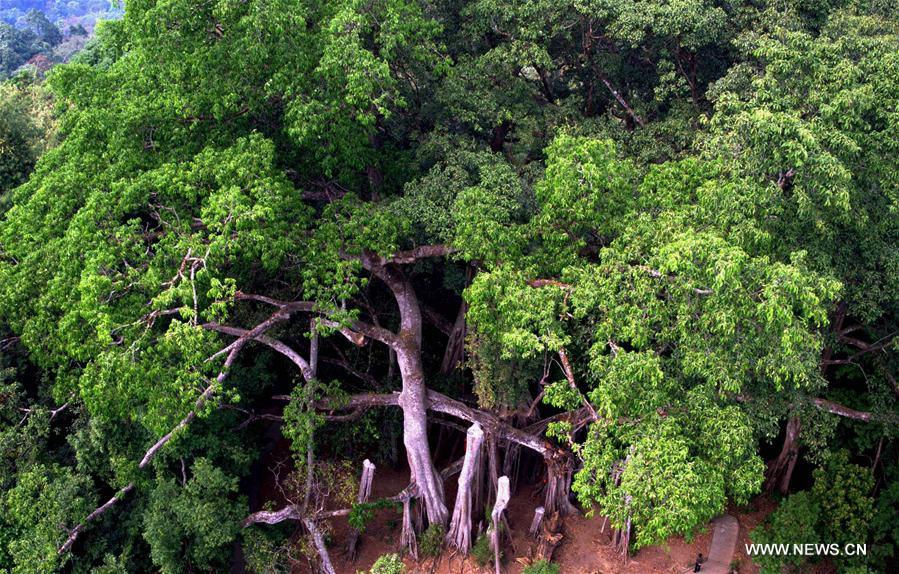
[203,323,315,382]
[59,305,296,555]
[327,390,557,457]
[58,484,135,554]
[810,397,877,422]
[243,458,465,529]
[384,244,456,264]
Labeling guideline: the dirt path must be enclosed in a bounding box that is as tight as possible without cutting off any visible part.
[698,514,739,574]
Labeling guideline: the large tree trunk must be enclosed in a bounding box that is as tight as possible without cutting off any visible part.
[396,345,448,526]
[765,415,801,494]
[543,454,577,516]
[489,476,511,574]
[446,423,485,554]
[361,252,449,527]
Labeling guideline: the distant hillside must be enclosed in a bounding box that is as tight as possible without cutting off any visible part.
[0,2,121,79]
[1,1,121,32]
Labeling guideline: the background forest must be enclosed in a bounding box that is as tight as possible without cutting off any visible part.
[0,0,897,573]
[1,1,121,79]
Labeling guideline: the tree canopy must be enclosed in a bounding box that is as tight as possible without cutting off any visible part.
[0,0,896,573]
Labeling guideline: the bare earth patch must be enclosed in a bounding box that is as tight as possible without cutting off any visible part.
[288,474,780,574]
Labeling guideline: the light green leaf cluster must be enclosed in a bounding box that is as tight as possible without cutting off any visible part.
[751,450,875,574]
[467,134,835,547]
[143,458,245,574]
[1,464,95,574]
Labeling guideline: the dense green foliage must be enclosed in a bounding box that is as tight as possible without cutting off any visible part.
[751,451,877,573]
[366,554,405,574]
[0,73,56,197]
[521,560,559,574]
[0,0,895,572]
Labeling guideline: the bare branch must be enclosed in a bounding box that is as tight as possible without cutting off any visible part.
[559,348,599,422]
[810,397,875,422]
[328,391,555,457]
[58,485,135,554]
[203,323,315,382]
[597,73,645,127]
[384,244,455,264]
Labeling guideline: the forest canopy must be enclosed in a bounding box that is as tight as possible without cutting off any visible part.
[0,0,896,573]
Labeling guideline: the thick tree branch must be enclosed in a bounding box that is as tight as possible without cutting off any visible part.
[243,505,302,527]
[559,348,600,422]
[58,485,135,554]
[60,306,295,555]
[203,323,316,382]
[323,318,399,348]
[384,244,456,264]
[810,397,876,422]
[327,391,557,457]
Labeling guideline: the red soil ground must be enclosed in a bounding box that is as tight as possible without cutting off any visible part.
[286,466,780,574]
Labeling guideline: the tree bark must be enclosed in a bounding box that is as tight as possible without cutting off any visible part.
[400,496,419,559]
[347,459,376,560]
[396,346,448,526]
[358,251,449,527]
[490,121,511,152]
[490,476,511,574]
[303,517,337,574]
[765,415,801,494]
[531,510,563,562]
[446,423,485,554]
[529,506,545,537]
